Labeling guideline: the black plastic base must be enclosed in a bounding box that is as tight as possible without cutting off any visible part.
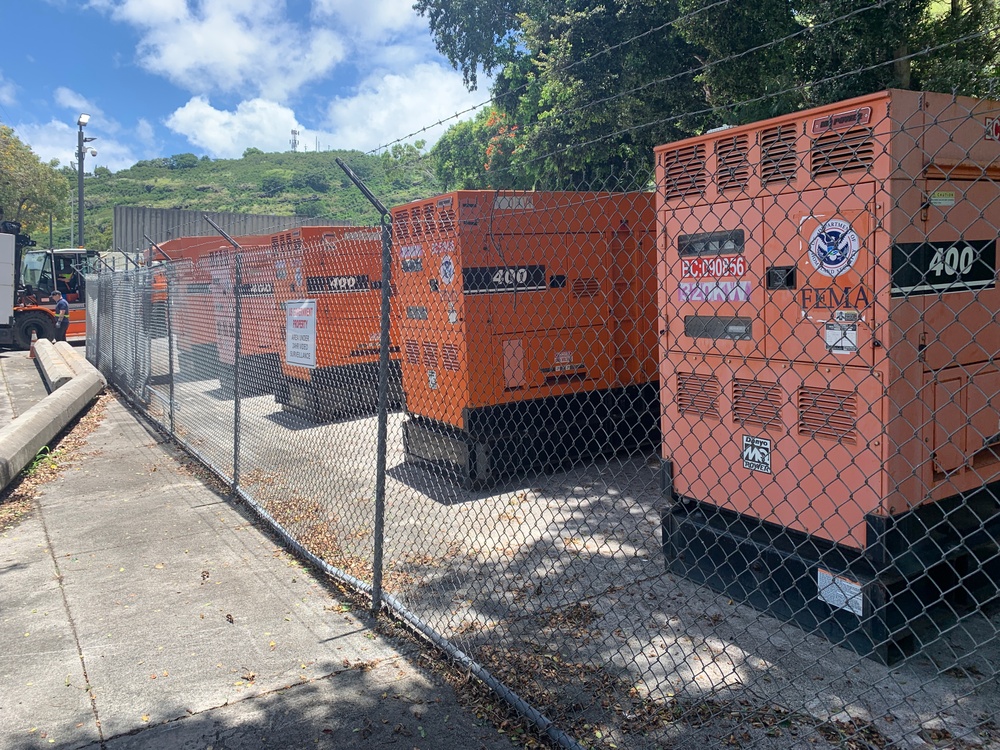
[277,361,403,423]
[661,473,1000,664]
[403,382,660,489]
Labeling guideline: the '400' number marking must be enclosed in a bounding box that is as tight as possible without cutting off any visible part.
[929,243,975,277]
[493,267,530,285]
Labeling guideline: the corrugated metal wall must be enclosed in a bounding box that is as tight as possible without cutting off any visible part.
[113,206,339,255]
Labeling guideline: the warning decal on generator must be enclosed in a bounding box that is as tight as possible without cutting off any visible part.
[825,322,858,354]
[742,435,772,473]
[816,568,863,616]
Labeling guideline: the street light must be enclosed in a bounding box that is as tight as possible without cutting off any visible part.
[76,113,97,247]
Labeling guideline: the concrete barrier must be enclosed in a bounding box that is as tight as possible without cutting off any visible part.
[33,339,74,392]
[54,341,105,383]
[0,368,104,491]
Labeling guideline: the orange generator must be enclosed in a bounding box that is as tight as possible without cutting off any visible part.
[158,234,274,390]
[391,190,659,488]
[270,226,403,421]
[656,90,1000,662]
[203,239,287,397]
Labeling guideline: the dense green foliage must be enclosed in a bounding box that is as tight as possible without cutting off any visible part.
[423,0,1000,189]
[2,127,441,252]
[61,141,440,250]
[0,125,69,233]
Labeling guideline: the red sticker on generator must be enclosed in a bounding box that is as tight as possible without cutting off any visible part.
[681,255,747,278]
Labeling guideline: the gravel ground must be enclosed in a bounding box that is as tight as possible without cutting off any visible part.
[115,340,1000,750]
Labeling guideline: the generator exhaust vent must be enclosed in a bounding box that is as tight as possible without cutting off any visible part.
[797,386,857,444]
[676,372,721,419]
[658,144,708,200]
[733,378,782,427]
[759,125,798,185]
[404,339,420,364]
[441,343,460,371]
[422,341,439,368]
[810,128,875,178]
[715,135,751,192]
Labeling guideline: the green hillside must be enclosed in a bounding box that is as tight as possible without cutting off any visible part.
[64,144,440,250]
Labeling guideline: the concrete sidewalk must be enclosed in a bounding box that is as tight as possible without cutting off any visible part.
[0,394,516,750]
[0,350,50,427]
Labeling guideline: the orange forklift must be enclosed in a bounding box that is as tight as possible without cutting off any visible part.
[1,220,97,348]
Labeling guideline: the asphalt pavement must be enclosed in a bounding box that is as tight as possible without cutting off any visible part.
[0,362,516,749]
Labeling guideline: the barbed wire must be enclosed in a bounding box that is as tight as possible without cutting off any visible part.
[363,0,737,156]
[499,20,1000,179]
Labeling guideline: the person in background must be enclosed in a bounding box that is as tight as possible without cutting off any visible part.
[52,290,69,342]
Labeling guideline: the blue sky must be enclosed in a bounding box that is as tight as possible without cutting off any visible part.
[1,0,489,172]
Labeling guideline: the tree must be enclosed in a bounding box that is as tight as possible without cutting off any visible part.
[422,0,707,189]
[261,170,291,196]
[380,141,440,191]
[413,0,523,88]
[421,0,1000,188]
[0,125,70,234]
[169,153,200,169]
[670,0,999,121]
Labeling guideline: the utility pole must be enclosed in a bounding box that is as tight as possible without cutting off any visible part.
[76,114,97,247]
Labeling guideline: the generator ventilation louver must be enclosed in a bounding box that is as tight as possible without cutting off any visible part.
[759,125,798,186]
[810,128,876,178]
[658,144,708,200]
[715,135,751,192]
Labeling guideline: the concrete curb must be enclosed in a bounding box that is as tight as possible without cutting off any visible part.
[34,339,74,392]
[0,368,104,491]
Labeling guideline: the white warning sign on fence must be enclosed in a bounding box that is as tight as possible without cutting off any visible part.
[742,435,772,474]
[285,299,317,369]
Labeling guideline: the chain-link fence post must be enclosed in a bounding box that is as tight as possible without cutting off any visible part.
[370,211,394,615]
[166,269,176,435]
[94,269,103,374]
[232,249,243,493]
[336,157,389,614]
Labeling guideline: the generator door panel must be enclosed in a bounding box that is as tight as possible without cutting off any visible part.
[481,233,606,337]
[913,178,1000,371]
[662,199,764,360]
[763,185,876,365]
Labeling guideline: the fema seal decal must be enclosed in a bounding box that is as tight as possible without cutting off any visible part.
[808,219,860,277]
[440,255,456,285]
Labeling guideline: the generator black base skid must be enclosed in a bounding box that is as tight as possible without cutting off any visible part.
[403,382,660,490]
[177,343,220,382]
[660,479,1000,665]
[219,353,283,398]
[277,361,403,424]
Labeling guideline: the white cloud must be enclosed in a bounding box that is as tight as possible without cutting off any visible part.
[165,96,305,158]
[53,87,103,120]
[12,119,138,173]
[312,0,425,39]
[326,63,488,151]
[135,118,156,147]
[97,0,346,101]
[0,71,15,106]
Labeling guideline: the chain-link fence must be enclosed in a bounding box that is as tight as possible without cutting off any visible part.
[87,90,1000,750]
